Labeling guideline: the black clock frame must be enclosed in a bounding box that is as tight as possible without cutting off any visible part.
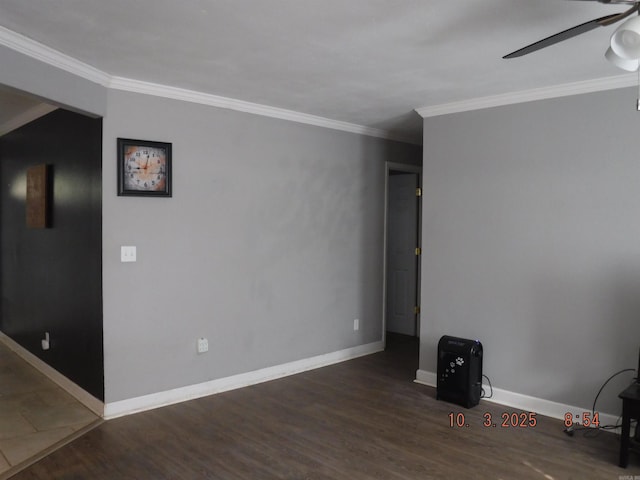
[117,138,172,197]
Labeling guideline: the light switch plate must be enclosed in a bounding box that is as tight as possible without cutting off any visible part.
[197,337,209,354]
[121,246,137,262]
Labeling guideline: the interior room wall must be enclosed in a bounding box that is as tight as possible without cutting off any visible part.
[0,43,107,118]
[0,45,422,408]
[0,108,103,400]
[102,89,421,404]
[420,87,640,416]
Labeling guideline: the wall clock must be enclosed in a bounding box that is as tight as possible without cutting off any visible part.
[117,138,172,197]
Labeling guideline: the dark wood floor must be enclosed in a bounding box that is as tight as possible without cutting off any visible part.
[10,334,640,479]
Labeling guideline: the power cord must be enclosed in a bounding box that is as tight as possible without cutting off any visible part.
[592,369,636,418]
[477,370,636,435]
[481,374,493,399]
[564,368,636,437]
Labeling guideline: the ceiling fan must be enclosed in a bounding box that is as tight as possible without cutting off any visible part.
[504,0,640,68]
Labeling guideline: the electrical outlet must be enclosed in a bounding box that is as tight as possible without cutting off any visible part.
[197,337,209,354]
[41,332,50,351]
[353,319,359,331]
[121,246,137,262]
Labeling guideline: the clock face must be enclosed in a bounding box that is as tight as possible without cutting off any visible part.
[123,145,168,192]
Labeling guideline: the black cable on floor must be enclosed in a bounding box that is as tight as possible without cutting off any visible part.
[564,368,636,437]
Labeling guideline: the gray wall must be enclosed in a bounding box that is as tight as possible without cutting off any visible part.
[0,44,106,117]
[421,88,640,415]
[1,46,422,406]
[103,89,420,403]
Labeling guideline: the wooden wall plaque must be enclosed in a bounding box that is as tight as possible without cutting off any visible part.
[26,164,49,229]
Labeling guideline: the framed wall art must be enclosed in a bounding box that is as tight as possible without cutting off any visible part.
[26,164,50,228]
[117,138,172,197]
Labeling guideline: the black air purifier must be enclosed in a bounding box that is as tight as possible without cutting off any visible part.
[436,335,483,408]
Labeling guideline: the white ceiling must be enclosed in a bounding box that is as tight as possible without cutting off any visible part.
[0,0,636,143]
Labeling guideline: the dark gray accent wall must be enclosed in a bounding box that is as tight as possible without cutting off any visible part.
[420,87,640,416]
[0,108,103,400]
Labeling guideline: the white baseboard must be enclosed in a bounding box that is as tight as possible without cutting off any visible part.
[415,369,620,430]
[104,340,384,419]
[0,331,104,417]
[415,369,437,387]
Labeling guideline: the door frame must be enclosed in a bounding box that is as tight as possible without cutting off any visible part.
[382,162,423,348]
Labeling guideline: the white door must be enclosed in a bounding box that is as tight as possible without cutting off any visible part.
[386,172,419,336]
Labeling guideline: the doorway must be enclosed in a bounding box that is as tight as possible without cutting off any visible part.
[383,163,422,356]
[0,103,104,475]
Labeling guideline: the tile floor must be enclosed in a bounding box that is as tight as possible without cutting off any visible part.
[0,340,100,478]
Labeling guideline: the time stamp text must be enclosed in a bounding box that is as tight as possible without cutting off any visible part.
[448,411,601,429]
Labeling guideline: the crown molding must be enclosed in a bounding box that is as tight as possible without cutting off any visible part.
[0,103,58,137]
[108,76,418,144]
[0,26,417,144]
[0,26,110,86]
[8,25,629,140]
[416,74,637,118]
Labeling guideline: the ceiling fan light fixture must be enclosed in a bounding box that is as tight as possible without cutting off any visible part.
[610,15,640,59]
[605,46,640,70]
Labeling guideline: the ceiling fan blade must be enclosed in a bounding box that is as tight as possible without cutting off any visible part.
[503,13,621,58]
[569,1,639,4]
